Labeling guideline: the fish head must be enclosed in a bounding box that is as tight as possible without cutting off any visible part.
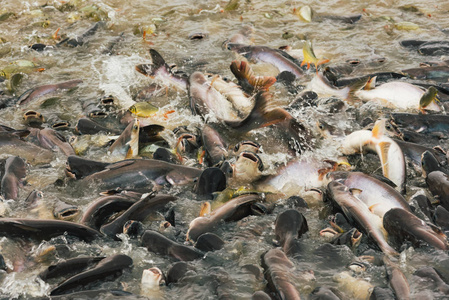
[234,140,261,155]
[141,267,164,289]
[233,151,263,183]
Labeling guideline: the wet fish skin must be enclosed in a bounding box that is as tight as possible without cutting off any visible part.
[426,171,449,211]
[261,248,301,300]
[384,257,410,300]
[194,232,225,252]
[251,291,272,300]
[66,155,110,179]
[390,113,449,135]
[50,254,133,295]
[135,49,188,90]
[201,124,228,167]
[100,193,176,239]
[414,266,449,295]
[309,286,341,300]
[274,209,308,255]
[17,79,82,106]
[434,205,449,231]
[82,159,203,190]
[27,127,76,156]
[1,156,26,200]
[53,200,80,221]
[369,286,395,300]
[108,118,140,159]
[187,193,263,242]
[75,117,121,135]
[39,256,105,281]
[327,171,411,218]
[47,289,135,299]
[60,21,106,48]
[0,132,55,165]
[141,230,204,261]
[0,218,102,242]
[80,194,139,230]
[327,181,398,256]
[227,43,304,78]
[383,208,449,251]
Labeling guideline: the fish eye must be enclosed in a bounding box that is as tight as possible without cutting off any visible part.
[133,125,138,130]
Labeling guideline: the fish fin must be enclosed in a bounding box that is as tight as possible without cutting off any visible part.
[349,188,363,196]
[135,49,169,77]
[199,202,211,217]
[106,160,136,170]
[376,141,391,179]
[372,119,386,139]
[419,86,439,110]
[363,76,377,90]
[368,203,380,213]
[230,60,276,92]
[346,76,370,102]
[125,147,134,159]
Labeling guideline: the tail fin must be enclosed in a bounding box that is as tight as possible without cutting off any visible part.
[346,76,370,103]
[135,49,169,78]
[230,61,276,93]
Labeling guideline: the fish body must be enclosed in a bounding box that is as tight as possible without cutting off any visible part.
[356,81,440,111]
[17,79,82,106]
[327,171,411,218]
[227,43,304,78]
[341,119,406,193]
[188,71,239,121]
[327,181,398,256]
[50,254,133,295]
[83,159,203,189]
[187,194,262,241]
[383,208,449,250]
[261,248,301,300]
[108,118,140,159]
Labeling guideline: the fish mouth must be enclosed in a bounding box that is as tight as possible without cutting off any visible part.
[238,151,264,171]
[234,140,261,153]
[54,207,80,221]
[23,110,44,126]
[52,121,70,130]
[88,111,108,119]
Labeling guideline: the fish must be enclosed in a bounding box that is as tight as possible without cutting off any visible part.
[53,200,80,221]
[261,248,301,300]
[201,124,228,167]
[434,205,449,231]
[194,232,225,252]
[0,132,55,165]
[75,117,121,135]
[233,140,261,155]
[39,256,105,281]
[65,155,111,179]
[226,43,304,78]
[1,156,27,200]
[82,159,203,190]
[50,254,133,295]
[128,102,159,117]
[231,151,264,183]
[301,40,330,70]
[369,287,395,299]
[229,60,276,94]
[17,79,83,106]
[58,21,106,48]
[326,171,411,218]
[100,193,176,239]
[402,65,449,81]
[274,209,309,255]
[135,49,188,91]
[80,193,140,230]
[305,71,369,101]
[389,112,449,135]
[341,119,406,193]
[141,230,204,261]
[108,118,140,159]
[186,193,263,241]
[188,71,240,121]
[355,80,441,111]
[141,267,164,298]
[309,286,341,300]
[383,208,449,251]
[426,171,449,211]
[327,181,399,256]
[0,218,102,242]
[26,127,76,156]
[209,73,254,116]
[383,257,410,300]
[414,266,449,295]
[22,110,44,127]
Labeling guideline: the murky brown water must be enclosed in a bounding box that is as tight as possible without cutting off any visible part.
[1,0,449,299]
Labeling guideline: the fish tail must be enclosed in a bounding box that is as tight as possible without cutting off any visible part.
[230,60,276,92]
[345,76,370,103]
[135,49,168,77]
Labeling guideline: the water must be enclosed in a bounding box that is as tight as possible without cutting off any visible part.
[1,0,449,298]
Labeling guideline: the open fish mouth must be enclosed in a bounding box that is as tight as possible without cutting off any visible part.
[238,151,264,171]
